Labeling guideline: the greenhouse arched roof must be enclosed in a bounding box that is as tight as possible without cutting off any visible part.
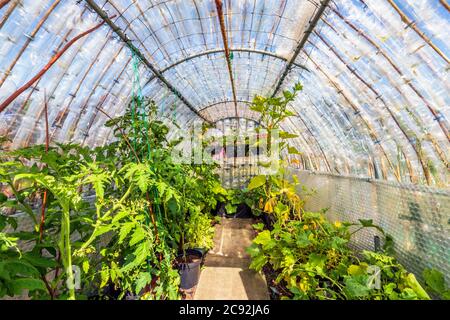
[0,0,448,186]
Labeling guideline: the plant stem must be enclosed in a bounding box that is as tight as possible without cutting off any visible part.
[79,183,133,252]
[59,206,75,300]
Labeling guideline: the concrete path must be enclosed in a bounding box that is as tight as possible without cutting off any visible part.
[194,218,269,300]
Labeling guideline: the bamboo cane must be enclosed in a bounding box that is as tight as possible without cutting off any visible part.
[386,0,449,64]
[315,32,432,184]
[308,57,401,182]
[0,0,11,10]
[214,0,238,117]
[0,0,61,88]
[0,0,18,30]
[81,57,131,146]
[331,8,450,143]
[0,17,114,114]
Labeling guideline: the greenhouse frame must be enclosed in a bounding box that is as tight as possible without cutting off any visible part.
[0,0,448,304]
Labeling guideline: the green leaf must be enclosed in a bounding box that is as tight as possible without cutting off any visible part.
[358,219,385,234]
[294,82,303,92]
[253,230,271,247]
[383,283,398,300]
[344,275,371,298]
[423,268,446,295]
[283,90,293,100]
[84,171,109,201]
[308,253,327,271]
[2,260,40,277]
[82,260,90,274]
[119,222,134,244]
[246,244,262,258]
[22,253,58,268]
[249,253,268,271]
[121,241,150,272]
[281,248,295,269]
[295,233,310,248]
[136,174,149,193]
[100,267,109,288]
[11,278,46,294]
[225,203,237,214]
[212,184,228,196]
[247,175,266,190]
[0,262,11,281]
[330,236,348,250]
[287,146,301,155]
[358,219,374,227]
[400,288,418,300]
[129,227,146,246]
[252,223,265,231]
[92,224,114,239]
[279,131,299,139]
[347,264,366,276]
[112,209,130,224]
[135,272,152,294]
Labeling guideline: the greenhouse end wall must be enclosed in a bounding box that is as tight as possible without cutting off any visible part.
[294,170,450,285]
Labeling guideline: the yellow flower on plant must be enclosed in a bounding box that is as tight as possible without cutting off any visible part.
[298,278,309,293]
[334,221,342,228]
[258,197,264,209]
[303,224,309,230]
[299,282,307,292]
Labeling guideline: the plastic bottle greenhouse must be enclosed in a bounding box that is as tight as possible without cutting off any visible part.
[0,0,449,305]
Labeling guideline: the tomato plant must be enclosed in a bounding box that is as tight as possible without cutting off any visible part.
[0,99,224,300]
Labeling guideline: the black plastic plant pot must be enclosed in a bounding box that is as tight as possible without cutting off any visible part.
[192,247,206,257]
[192,247,207,267]
[262,212,275,230]
[176,249,203,289]
[212,201,225,216]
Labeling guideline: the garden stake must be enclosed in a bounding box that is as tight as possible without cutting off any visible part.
[39,92,49,243]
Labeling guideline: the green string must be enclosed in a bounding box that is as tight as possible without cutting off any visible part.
[130,49,169,278]
[131,53,138,155]
[130,49,162,275]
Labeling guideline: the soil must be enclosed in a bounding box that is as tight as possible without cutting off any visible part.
[262,261,293,300]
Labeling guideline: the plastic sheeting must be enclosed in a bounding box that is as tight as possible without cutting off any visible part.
[0,0,448,186]
[295,169,450,286]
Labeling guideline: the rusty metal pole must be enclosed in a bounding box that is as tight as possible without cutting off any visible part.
[440,0,450,11]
